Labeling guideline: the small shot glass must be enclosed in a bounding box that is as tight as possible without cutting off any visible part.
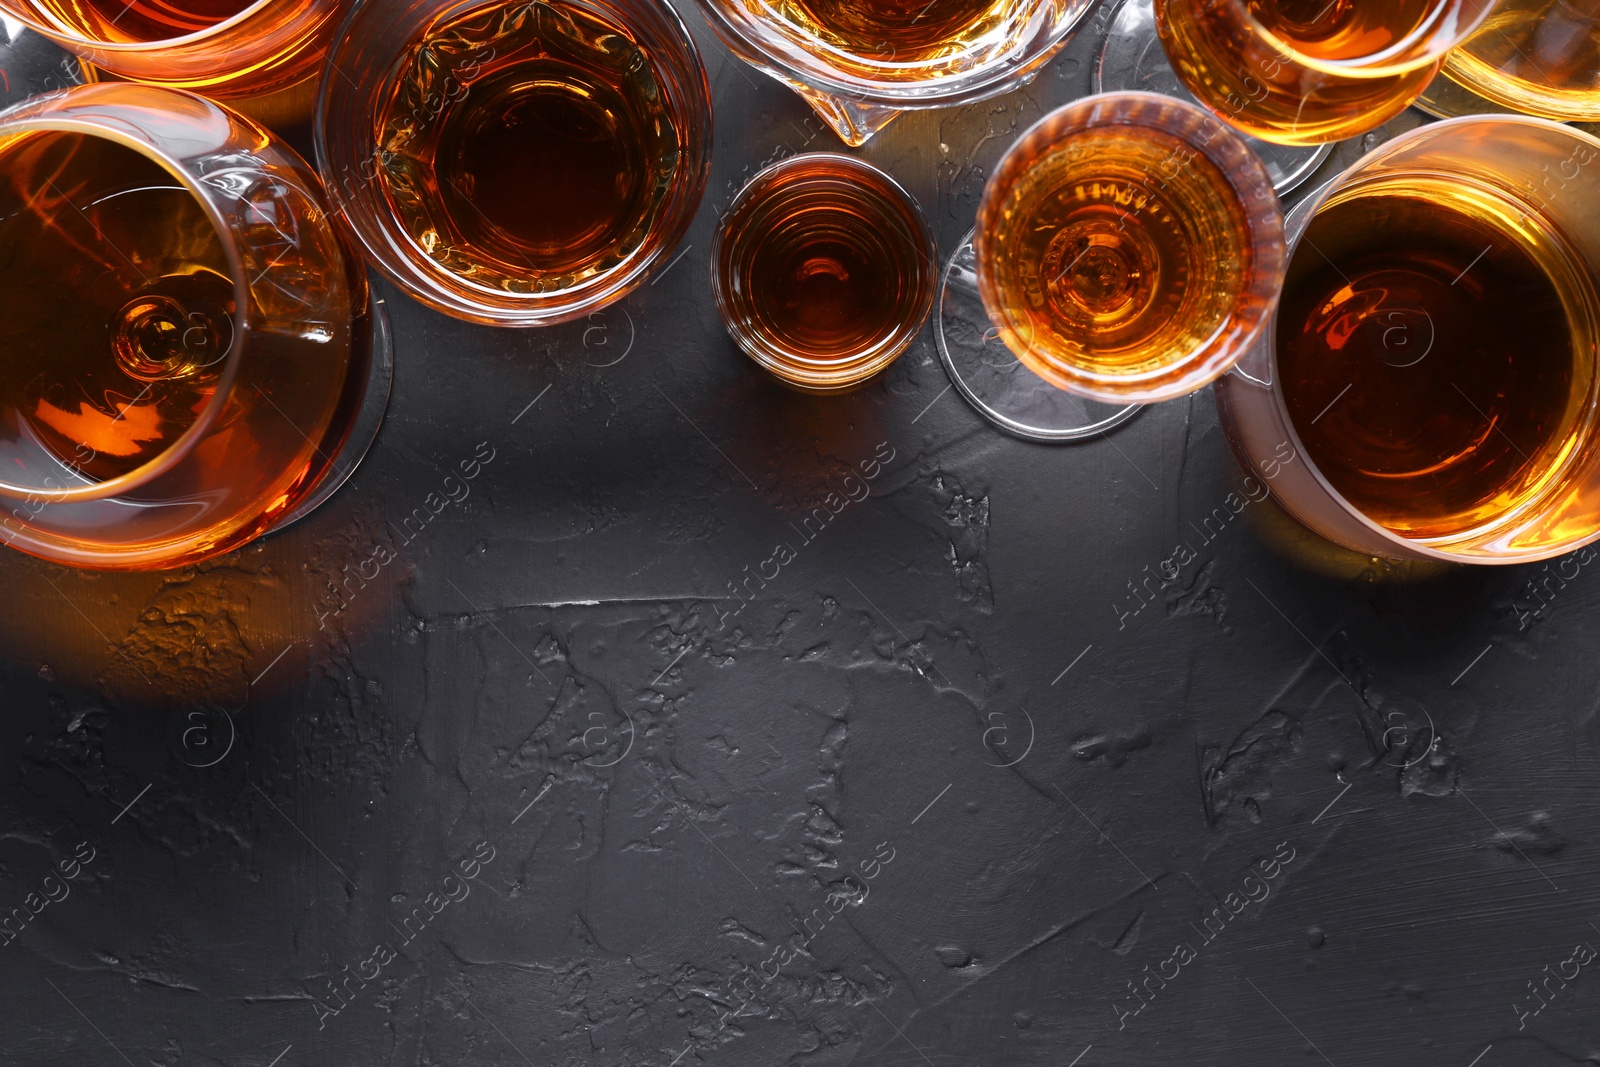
[712,153,936,394]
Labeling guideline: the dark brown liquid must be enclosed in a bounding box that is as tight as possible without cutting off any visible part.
[716,158,933,384]
[35,0,254,42]
[377,0,680,290]
[1279,180,1592,539]
[775,0,1003,61]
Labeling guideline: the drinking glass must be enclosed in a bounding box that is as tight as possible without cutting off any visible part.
[1146,0,1494,145]
[1439,0,1600,121]
[692,0,1096,145]
[316,0,712,327]
[1216,115,1600,563]
[0,82,387,569]
[1093,0,1329,193]
[713,154,935,394]
[937,93,1284,438]
[0,0,347,99]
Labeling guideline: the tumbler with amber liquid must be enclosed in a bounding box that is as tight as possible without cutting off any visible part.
[0,0,347,100]
[1217,116,1600,563]
[936,92,1284,432]
[713,154,935,393]
[317,0,712,326]
[1153,0,1494,145]
[0,83,386,569]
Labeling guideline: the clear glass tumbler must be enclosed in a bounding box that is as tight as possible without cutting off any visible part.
[0,0,347,99]
[0,83,383,569]
[941,92,1284,422]
[712,153,935,394]
[1217,115,1600,563]
[317,0,713,327]
[692,0,1096,145]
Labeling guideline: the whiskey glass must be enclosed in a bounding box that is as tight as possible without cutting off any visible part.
[1093,0,1329,194]
[693,0,1096,145]
[316,0,713,327]
[937,92,1284,437]
[1438,0,1600,121]
[713,154,935,394]
[0,82,387,569]
[0,0,347,99]
[1216,116,1600,563]
[1149,0,1495,145]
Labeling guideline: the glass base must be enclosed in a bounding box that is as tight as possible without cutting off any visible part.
[1415,69,1600,136]
[277,283,394,529]
[935,229,1141,442]
[1092,0,1331,195]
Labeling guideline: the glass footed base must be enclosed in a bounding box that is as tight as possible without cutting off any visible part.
[1092,0,1332,195]
[277,283,394,529]
[935,230,1141,442]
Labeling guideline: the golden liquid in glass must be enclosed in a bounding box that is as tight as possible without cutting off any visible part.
[981,124,1253,380]
[1278,176,1598,540]
[1157,0,1452,144]
[375,0,683,292]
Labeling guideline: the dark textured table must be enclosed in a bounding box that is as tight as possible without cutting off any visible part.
[1,6,1595,1066]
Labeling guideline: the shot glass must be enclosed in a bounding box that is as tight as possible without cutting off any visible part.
[712,153,935,393]
[316,0,713,327]
[1216,115,1600,563]
[0,83,385,569]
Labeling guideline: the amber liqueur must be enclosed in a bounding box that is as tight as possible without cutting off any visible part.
[1444,0,1600,120]
[0,133,238,484]
[762,0,1012,63]
[1278,177,1598,541]
[30,0,253,41]
[1158,0,1457,143]
[376,0,684,291]
[982,124,1252,378]
[718,165,929,368]
[0,129,359,555]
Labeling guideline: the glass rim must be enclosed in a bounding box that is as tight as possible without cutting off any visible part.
[0,0,280,52]
[0,97,249,504]
[314,0,714,326]
[1261,112,1600,564]
[710,151,936,389]
[692,0,1096,107]
[975,90,1286,404]
[1211,0,1494,77]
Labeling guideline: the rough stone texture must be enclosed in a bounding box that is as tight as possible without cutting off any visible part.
[0,11,1594,1067]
